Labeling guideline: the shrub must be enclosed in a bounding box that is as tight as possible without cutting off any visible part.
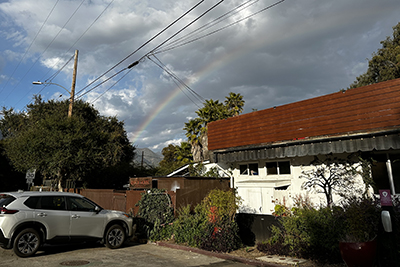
[196,189,242,223]
[257,224,290,255]
[340,196,380,242]
[198,221,242,252]
[171,205,209,247]
[258,205,345,263]
[149,189,243,253]
[136,188,175,238]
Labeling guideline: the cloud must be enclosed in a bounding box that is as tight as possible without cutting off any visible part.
[0,0,399,152]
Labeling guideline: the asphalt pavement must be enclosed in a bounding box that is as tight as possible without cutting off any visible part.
[0,241,286,267]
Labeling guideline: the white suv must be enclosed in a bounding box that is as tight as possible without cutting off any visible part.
[0,191,133,257]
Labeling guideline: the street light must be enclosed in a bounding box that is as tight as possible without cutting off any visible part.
[32,80,75,117]
[32,81,70,94]
[32,50,78,117]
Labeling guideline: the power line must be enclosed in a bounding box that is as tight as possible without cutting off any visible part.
[75,68,129,100]
[75,0,207,98]
[148,54,204,108]
[153,0,286,55]
[154,0,260,55]
[14,53,76,107]
[90,68,134,104]
[78,0,225,102]
[39,0,116,85]
[0,0,60,96]
[2,0,86,104]
[142,0,225,60]
[15,0,114,109]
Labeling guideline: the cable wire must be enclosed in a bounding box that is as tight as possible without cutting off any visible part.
[75,0,206,97]
[149,56,202,109]
[140,0,225,61]
[153,0,286,55]
[2,0,86,103]
[155,0,259,55]
[39,0,115,84]
[150,54,204,105]
[14,0,114,109]
[0,0,60,96]
[90,68,134,104]
[79,0,224,100]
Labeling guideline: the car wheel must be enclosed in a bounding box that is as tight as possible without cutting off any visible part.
[13,228,40,257]
[105,224,125,249]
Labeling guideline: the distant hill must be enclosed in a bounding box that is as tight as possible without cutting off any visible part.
[133,148,163,167]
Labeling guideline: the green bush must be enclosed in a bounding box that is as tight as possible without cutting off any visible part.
[340,196,380,242]
[149,189,243,252]
[198,221,241,252]
[136,188,175,238]
[258,206,345,263]
[170,205,208,247]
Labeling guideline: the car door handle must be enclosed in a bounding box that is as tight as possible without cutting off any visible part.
[71,214,80,219]
[37,213,47,217]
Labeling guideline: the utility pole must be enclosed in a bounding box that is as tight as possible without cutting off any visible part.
[68,50,79,117]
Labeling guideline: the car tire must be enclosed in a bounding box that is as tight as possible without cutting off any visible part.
[105,224,125,249]
[13,228,41,257]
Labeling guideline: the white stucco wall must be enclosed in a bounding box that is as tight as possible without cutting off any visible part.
[231,155,366,215]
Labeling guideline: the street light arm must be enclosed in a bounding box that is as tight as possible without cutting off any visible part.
[32,81,70,94]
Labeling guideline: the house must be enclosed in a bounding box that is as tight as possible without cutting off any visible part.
[207,78,400,216]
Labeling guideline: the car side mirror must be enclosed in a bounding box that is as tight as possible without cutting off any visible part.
[382,210,392,232]
[95,206,101,213]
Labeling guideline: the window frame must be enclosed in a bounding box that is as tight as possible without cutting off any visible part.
[265,160,291,176]
[239,163,259,176]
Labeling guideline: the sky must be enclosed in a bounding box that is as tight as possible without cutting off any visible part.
[0,0,399,152]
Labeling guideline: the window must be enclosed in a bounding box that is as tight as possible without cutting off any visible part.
[39,196,66,210]
[240,165,248,175]
[239,163,259,175]
[24,196,40,209]
[266,161,291,175]
[67,197,97,212]
[0,194,16,207]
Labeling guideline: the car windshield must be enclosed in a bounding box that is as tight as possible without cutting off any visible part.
[0,194,16,207]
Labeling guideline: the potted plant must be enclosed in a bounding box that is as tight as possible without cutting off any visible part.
[338,196,381,267]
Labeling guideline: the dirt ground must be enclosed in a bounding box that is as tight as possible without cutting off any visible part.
[226,246,346,267]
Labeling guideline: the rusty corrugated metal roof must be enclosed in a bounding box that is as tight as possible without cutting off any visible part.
[208,78,400,151]
[213,132,400,163]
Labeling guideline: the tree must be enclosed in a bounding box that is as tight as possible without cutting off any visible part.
[0,141,26,191]
[0,96,135,190]
[184,93,245,162]
[348,22,400,89]
[300,156,360,208]
[225,92,245,117]
[156,142,193,176]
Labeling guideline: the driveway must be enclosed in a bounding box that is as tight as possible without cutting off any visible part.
[0,241,254,267]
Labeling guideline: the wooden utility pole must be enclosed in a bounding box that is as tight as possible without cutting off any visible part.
[68,50,79,117]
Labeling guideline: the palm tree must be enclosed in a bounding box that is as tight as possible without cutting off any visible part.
[225,92,244,116]
[175,142,193,164]
[184,93,245,161]
[184,118,203,162]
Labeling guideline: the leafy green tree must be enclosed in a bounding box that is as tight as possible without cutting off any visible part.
[348,22,400,89]
[184,93,245,162]
[156,142,193,176]
[225,92,245,117]
[175,141,192,164]
[0,96,135,190]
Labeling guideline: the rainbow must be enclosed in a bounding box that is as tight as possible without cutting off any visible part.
[130,31,279,146]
